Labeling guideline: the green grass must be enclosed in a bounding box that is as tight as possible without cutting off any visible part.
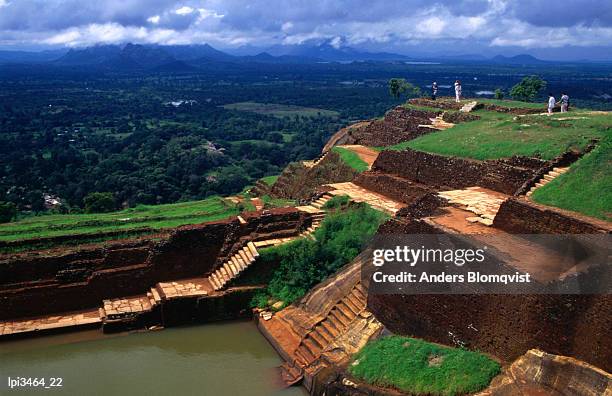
[0,197,238,242]
[389,110,610,160]
[253,203,388,306]
[222,102,339,118]
[475,98,546,109]
[333,146,369,172]
[349,336,500,396]
[260,175,279,185]
[260,194,296,208]
[532,136,612,221]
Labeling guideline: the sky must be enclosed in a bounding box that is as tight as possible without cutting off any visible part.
[0,0,611,60]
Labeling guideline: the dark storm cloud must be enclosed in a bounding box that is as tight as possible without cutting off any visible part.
[0,0,610,53]
[509,0,612,27]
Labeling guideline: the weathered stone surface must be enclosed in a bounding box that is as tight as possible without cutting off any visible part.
[477,349,611,396]
[372,149,547,195]
[353,171,431,205]
[494,197,612,234]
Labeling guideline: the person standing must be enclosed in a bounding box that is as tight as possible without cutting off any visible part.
[454,80,462,102]
[559,93,570,112]
[547,93,556,115]
[431,82,438,100]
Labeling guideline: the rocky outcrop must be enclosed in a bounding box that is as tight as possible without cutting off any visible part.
[478,349,611,396]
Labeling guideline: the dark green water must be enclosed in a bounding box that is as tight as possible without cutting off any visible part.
[0,321,307,396]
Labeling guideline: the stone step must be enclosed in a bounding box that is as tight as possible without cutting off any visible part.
[302,338,322,357]
[231,256,242,271]
[553,167,569,173]
[543,174,556,182]
[219,267,230,282]
[238,249,251,265]
[320,318,341,338]
[345,293,364,311]
[326,312,345,332]
[353,284,366,300]
[247,242,259,258]
[228,262,239,277]
[209,275,222,290]
[311,202,324,209]
[243,247,255,262]
[237,215,247,224]
[330,308,350,327]
[342,296,361,315]
[535,182,547,188]
[314,324,334,343]
[308,330,327,349]
[150,287,162,303]
[295,345,314,365]
[236,256,247,270]
[335,303,356,322]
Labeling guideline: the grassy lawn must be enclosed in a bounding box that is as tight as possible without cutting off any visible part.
[532,136,612,221]
[333,146,369,172]
[349,336,500,396]
[260,175,279,185]
[476,98,546,109]
[0,197,238,242]
[222,101,339,118]
[260,194,296,208]
[388,110,610,160]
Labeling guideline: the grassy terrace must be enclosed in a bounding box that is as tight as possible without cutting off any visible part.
[390,106,609,160]
[349,336,500,396]
[333,146,369,172]
[532,135,612,221]
[0,197,239,243]
[387,99,612,221]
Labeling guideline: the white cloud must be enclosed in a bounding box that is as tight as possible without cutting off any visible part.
[147,15,160,24]
[175,6,194,15]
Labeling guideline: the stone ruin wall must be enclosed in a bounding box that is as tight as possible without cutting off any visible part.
[0,208,306,321]
[367,217,612,372]
[494,197,612,234]
[372,149,547,195]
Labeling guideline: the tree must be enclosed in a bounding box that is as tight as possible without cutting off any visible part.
[83,192,116,213]
[510,76,547,102]
[494,88,504,100]
[388,78,421,99]
[0,202,17,223]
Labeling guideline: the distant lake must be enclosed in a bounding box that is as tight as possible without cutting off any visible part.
[476,90,495,95]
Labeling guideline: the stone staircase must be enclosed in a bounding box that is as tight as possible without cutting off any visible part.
[280,282,367,384]
[303,151,330,168]
[526,167,569,197]
[208,242,260,291]
[460,101,479,113]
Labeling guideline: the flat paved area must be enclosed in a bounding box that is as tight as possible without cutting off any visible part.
[0,309,101,336]
[325,182,405,214]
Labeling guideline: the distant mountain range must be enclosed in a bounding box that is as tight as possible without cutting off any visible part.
[0,42,556,70]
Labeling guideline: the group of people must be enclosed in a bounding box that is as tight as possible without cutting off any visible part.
[548,93,570,115]
[430,80,571,114]
[430,80,462,102]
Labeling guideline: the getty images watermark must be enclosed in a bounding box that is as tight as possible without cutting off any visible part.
[362,234,611,294]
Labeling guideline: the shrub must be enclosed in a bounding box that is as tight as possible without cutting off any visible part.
[0,202,17,223]
[322,195,350,209]
[510,75,546,102]
[83,192,116,213]
[256,203,388,306]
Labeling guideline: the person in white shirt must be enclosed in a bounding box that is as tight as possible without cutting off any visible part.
[547,93,556,115]
[559,93,570,112]
[454,80,462,102]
